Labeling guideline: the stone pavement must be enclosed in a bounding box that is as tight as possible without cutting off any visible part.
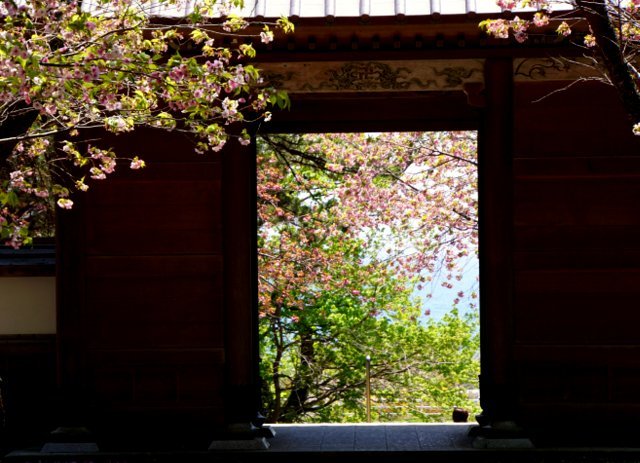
[265,423,474,451]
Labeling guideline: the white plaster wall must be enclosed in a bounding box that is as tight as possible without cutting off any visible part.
[0,277,56,334]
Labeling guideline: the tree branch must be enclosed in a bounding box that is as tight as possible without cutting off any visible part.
[576,0,640,121]
[0,102,39,161]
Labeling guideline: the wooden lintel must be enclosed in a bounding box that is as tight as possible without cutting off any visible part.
[258,59,485,93]
[259,56,605,95]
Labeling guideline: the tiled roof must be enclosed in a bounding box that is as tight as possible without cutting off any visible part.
[83,0,572,19]
[239,0,572,17]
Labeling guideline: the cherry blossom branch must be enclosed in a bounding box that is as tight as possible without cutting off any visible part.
[575,0,640,122]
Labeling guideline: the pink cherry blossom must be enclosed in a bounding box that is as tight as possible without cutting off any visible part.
[130,157,145,170]
[57,198,73,209]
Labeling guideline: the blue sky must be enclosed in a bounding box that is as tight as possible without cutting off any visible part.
[416,254,479,321]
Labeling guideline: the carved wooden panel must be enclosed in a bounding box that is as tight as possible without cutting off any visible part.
[259,59,484,93]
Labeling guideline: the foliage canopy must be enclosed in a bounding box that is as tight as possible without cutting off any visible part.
[0,0,291,246]
[257,132,479,423]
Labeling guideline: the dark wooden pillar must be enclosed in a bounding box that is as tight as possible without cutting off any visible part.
[478,57,516,426]
[221,140,261,427]
[56,193,91,428]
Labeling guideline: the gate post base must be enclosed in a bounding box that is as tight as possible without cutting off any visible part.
[208,422,275,450]
[40,426,99,453]
[469,421,534,449]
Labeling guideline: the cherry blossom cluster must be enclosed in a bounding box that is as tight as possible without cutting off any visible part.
[2,138,56,246]
[482,1,640,48]
[482,1,640,135]
[481,1,585,44]
[0,0,293,246]
[257,132,479,322]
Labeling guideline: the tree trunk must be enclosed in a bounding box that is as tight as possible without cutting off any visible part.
[576,0,640,122]
[280,329,314,422]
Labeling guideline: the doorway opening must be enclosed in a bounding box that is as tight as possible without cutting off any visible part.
[256,131,479,424]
